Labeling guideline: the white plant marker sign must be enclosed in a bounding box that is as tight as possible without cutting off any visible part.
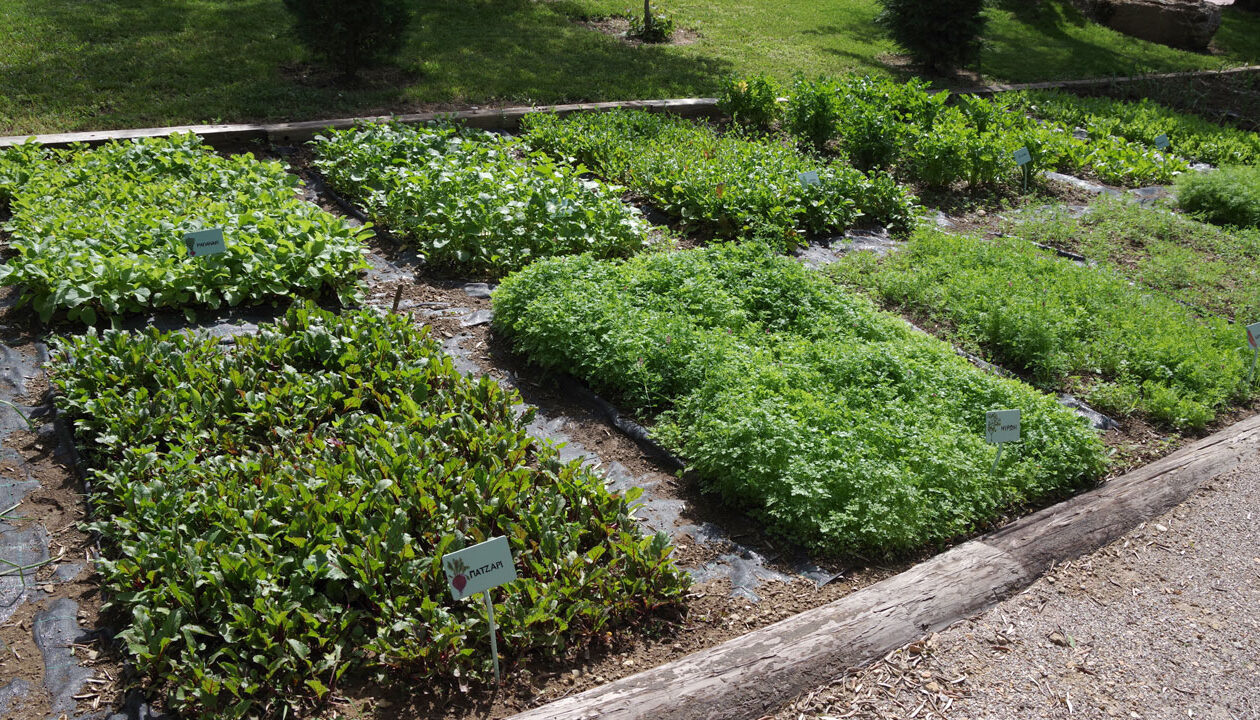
[183,228,227,257]
[1247,321,1260,384]
[1154,134,1170,150]
[798,170,821,187]
[1013,148,1033,192]
[443,536,517,684]
[986,409,1021,473]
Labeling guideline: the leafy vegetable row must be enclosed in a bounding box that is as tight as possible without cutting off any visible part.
[0,134,369,325]
[833,230,1256,429]
[311,122,651,278]
[1010,89,1260,167]
[519,110,917,250]
[493,244,1105,556]
[54,305,687,719]
[720,74,1191,189]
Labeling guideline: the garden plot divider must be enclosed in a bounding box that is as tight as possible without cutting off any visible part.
[508,411,1260,720]
[3,64,1258,152]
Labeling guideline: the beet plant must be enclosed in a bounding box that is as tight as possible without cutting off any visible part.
[53,305,687,718]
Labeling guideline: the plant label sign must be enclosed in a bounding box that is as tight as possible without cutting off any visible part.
[1247,321,1260,349]
[1013,147,1032,167]
[1154,134,1170,150]
[183,228,226,257]
[985,409,1020,444]
[443,536,516,602]
[798,170,821,187]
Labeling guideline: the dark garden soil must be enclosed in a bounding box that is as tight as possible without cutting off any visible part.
[574,17,701,48]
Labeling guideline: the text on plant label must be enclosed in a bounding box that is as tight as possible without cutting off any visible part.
[1013,148,1032,166]
[442,535,517,601]
[1154,134,1170,150]
[798,170,820,186]
[1248,321,1260,349]
[986,409,1021,444]
[183,228,227,257]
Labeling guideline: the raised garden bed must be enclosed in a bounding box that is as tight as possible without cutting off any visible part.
[3,76,1259,720]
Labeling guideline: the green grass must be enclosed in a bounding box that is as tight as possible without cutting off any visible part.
[2,0,1259,135]
[493,242,1105,556]
[1011,196,1260,323]
[834,230,1256,430]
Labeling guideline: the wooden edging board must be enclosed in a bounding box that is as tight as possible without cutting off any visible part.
[0,98,723,150]
[3,64,1258,151]
[508,412,1260,720]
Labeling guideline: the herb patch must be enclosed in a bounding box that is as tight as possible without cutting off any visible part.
[1011,196,1260,323]
[310,122,651,278]
[834,230,1255,429]
[493,243,1104,556]
[0,134,369,325]
[1175,164,1260,230]
[53,305,687,718]
[519,110,916,249]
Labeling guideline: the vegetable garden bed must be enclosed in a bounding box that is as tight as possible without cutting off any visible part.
[2,77,1259,720]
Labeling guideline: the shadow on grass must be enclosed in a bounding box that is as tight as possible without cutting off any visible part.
[0,0,731,134]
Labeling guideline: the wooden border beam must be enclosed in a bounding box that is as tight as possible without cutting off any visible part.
[508,412,1260,720]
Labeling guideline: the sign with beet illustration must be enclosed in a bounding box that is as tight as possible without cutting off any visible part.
[182,227,227,257]
[442,536,517,602]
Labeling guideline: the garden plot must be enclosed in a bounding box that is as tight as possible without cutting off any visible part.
[493,243,1106,556]
[719,75,1194,191]
[518,109,918,246]
[4,79,1260,719]
[832,229,1257,432]
[1009,195,1260,323]
[310,122,652,278]
[0,135,370,326]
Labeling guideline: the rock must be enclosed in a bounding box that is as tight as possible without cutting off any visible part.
[1073,0,1222,51]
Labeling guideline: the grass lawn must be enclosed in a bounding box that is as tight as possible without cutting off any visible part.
[2,0,1259,135]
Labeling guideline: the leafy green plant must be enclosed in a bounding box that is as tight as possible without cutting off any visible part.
[718,74,782,133]
[493,243,1105,556]
[1010,195,1260,322]
[520,109,917,248]
[53,304,687,719]
[1011,90,1260,167]
[281,0,412,79]
[876,0,987,73]
[629,2,675,42]
[311,121,650,278]
[770,75,1188,189]
[833,230,1255,429]
[1175,165,1260,229]
[0,134,369,326]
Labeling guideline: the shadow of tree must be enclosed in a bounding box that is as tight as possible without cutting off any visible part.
[0,0,731,134]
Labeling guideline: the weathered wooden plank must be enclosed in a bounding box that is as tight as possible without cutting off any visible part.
[0,98,724,150]
[508,411,1260,720]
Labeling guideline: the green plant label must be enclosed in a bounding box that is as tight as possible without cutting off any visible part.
[1248,321,1260,349]
[1154,134,1170,150]
[442,536,517,601]
[798,170,820,186]
[183,228,227,257]
[985,409,1020,444]
[1013,148,1032,167]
